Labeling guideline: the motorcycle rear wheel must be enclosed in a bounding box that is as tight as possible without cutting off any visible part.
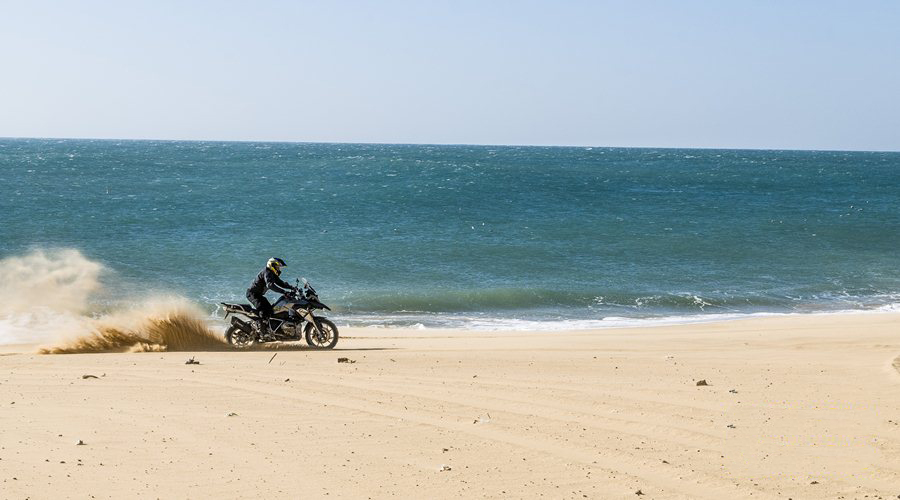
[225,325,256,349]
[304,318,339,349]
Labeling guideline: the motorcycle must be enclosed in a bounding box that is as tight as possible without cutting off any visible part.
[220,279,339,349]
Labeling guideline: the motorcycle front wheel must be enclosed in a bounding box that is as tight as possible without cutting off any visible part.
[304,318,339,349]
[225,325,256,349]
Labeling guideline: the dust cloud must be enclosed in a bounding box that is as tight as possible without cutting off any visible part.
[0,249,226,352]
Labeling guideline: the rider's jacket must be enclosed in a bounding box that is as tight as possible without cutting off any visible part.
[247,267,293,297]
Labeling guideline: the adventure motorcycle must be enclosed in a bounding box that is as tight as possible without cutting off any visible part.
[220,279,339,349]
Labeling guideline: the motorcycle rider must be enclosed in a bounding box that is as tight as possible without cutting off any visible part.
[246,257,295,340]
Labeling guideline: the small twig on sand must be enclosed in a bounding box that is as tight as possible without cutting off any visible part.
[268,352,278,364]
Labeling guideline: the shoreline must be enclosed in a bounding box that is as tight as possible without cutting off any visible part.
[4,308,898,352]
[329,303,900,332]
[334,310,900,348]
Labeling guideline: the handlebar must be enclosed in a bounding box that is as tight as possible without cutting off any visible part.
[288,278,318,299]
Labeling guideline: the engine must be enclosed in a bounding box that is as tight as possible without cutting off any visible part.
[279,323,299,337]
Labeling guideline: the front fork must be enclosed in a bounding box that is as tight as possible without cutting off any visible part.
[299,310,323,337]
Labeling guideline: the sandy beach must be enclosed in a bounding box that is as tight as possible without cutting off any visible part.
[1,312,899,499]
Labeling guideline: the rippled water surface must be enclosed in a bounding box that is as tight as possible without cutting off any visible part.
[2,139,898,328]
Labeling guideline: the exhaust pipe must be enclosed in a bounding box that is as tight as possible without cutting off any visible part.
[231,317,253,334]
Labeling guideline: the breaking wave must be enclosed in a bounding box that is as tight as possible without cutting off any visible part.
[0,248,225,353]
[337,288,898,314]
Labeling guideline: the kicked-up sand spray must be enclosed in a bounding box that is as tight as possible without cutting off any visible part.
[0,248,226,353]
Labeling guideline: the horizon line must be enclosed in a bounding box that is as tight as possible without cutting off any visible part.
[1,134,898,155]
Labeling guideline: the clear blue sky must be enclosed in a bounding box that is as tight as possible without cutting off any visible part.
[2,1,899,150]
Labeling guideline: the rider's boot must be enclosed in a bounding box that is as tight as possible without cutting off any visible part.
[256,319,275,342]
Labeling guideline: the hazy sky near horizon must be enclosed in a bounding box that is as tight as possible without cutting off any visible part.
[2,1,899,151]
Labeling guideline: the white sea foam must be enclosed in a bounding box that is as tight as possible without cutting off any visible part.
[336,305,900,332]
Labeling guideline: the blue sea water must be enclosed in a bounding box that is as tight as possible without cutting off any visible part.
[1,138,898,329]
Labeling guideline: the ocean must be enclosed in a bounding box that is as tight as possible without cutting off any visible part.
[1,138,898,337]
